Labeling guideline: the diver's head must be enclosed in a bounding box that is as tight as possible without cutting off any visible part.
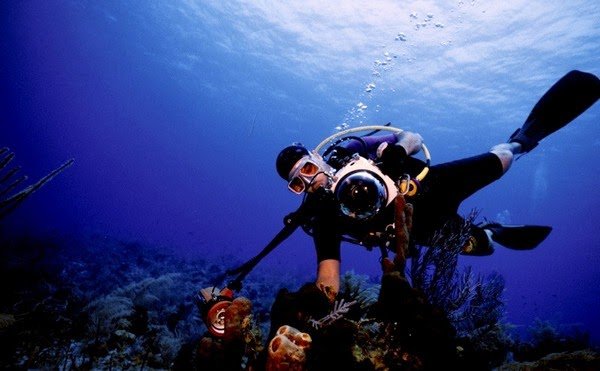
[276,143,310,180]
[277,144,333,194]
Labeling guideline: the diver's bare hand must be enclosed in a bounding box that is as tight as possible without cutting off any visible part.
[396,131,423,156]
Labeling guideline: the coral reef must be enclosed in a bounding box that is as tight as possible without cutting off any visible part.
[0,217,597,369]
[510,318,593,363]
[0,234,280,369]
[498,349,600,370]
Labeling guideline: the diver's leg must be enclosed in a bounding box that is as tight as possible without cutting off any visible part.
[429,152,505,204]
[463,222,552,254]
[430,150,545,255]
[489,142,522,173]
[426,150,549,255]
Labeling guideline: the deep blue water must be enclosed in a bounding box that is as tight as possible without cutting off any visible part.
[2,1,599,345]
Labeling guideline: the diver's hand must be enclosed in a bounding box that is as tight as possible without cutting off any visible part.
[396,131,423,156]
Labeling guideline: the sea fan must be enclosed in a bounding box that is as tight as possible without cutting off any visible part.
[0,147,74,220]
[407,210,508,362]
[407,211,494,320]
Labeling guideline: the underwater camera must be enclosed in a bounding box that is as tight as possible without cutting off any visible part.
[328,154,399,220]
[196,286,234,337]
[315,125,431,220]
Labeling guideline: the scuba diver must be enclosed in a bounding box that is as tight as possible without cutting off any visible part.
[274,70,600,299]
[198,70,598,337]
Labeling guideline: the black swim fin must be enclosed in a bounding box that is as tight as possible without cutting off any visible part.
[509,70,600,152]
[482,223,552,250]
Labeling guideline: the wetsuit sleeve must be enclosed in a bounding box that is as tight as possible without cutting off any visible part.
[341,133,398,157]
[361,133,398,152]
[312,215,342,262]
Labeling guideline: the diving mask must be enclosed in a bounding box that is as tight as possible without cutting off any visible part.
[287,154,333,194]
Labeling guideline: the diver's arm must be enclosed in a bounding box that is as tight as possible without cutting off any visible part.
[375,131,423,159]
[360,131,422,154]
[374,131,422,168]
[360,133,398,152]
[341,131,422,158]
[316,259,340,302]
[313,220,342,302]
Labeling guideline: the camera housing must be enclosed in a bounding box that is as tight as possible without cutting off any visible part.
[328,155,398,220]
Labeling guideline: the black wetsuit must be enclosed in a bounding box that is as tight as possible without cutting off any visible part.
[305,134,504,262]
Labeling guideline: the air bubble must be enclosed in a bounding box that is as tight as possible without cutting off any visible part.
[395,33,407,41]
[336,123,350,131]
